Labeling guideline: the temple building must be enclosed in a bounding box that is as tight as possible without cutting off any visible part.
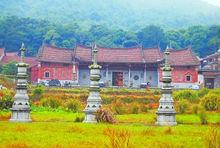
[200,50,220,88]
[32,44,200,88]
[0,48,37,80]
[162,48,200,88]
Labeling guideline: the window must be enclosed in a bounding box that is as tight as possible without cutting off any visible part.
[44,72,50,78]
[186,75,191,82]
[134,75,139,80]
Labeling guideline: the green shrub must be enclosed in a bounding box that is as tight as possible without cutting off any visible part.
[122,97,133,103]
[140,105,148,113]
[0,89,14,110]
[173,89,199,102]
[64,99,81,112]
[41,98,62,108]
[33,85,45,95]
[131,104,139,114]
[101,95,114,104]
[113,103,126,115]
[32,85,45,101]
[198,108,208,125]
[177,100,189,114]
[201,93,220,111]
[74,116,84,122]
[153,89,160,95]
[192,104,200,114]
[209,88,220,95]
[198,88,209,98]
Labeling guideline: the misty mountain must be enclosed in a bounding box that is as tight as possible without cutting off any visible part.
[1,0,220,30]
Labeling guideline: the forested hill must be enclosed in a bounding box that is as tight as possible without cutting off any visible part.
[1,0,220,29]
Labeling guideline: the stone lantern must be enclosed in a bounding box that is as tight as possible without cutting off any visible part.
[10,43,31,122]
[156,46,177,126]
[83,43,102,123]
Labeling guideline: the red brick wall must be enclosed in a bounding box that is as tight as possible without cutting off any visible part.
[30,65,39,82]
[37,62,75,81]
[159,66,198,83]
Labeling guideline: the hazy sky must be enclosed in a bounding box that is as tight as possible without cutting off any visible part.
[203,0,220,6]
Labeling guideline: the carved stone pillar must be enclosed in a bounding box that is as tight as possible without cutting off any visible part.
[84,43,102,123]
[10,43,31,122]
[156,47,177,126]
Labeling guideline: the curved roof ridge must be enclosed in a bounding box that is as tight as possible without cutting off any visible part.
[169,47,190,52]
[77,44,140,50]
[77,44,91,49]
[142,46,160,50]
[43,44,73,51]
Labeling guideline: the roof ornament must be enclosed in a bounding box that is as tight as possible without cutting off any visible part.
[169,41,172,49]
[20,42,26,62]
[164,45,170,67]
[92,43,98,65]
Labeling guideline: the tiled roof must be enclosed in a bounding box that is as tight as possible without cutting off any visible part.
[1,52,37,67]
[168,48,200,66]
[75,45,161,63]
[142,47,163,63]
[203,50,220,60]
[97,46,143,63]
[38,45,73,63]
[36,44,200,66]
[75,45,92,62]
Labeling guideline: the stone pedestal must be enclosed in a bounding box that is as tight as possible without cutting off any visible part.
[156,90,177,126]
[10,89,31,122]
[84,87,102,123]
[10,44,31,122]
[84,44,102,123]
[156,47,177,126]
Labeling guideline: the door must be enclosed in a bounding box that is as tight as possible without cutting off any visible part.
[112,72,123,86]
[79,69,90,86]
[132,71,141,88]
[205,78,214,89]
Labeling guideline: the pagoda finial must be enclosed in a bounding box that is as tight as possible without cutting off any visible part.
[164,45,170,66]
[92,43,98,65]
[20,42,26,62]
[169,41,172,49]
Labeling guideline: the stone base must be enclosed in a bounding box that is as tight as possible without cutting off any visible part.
[156,113,177,126]
[83,111,97,123]
[10,110,31,122]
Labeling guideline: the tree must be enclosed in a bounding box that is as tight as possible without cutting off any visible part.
[44,29,61,46]
[165,30,186,49]
[207,25,220,55]
[1,62,17,76]
[137,25,167,49]
[184,26,208,57]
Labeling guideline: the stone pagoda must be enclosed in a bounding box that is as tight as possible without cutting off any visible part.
[84,43,102,123]
[10,43,31,122]
[156,46,177,126]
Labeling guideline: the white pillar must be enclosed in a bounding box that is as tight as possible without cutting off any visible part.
[77,64,79,85]
[106,65,109,82]
[128,65,131,87]
[144,64,147,83]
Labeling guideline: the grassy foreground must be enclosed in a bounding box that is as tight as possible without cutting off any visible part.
[0,111,219,148]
